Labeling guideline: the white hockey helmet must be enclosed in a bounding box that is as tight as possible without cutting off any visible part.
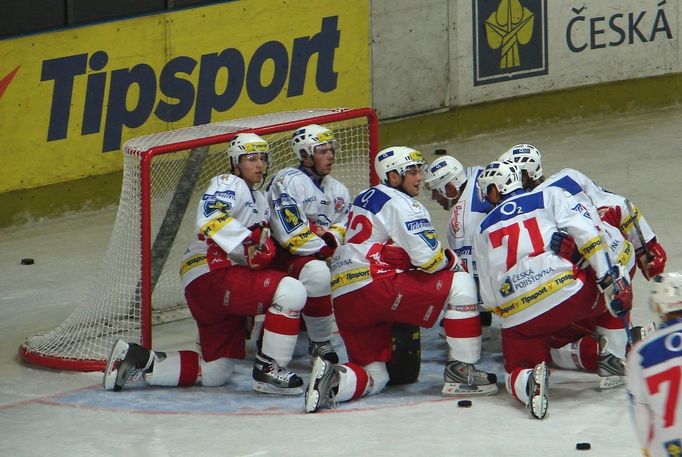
[227,133,270,168]
[499,144,543,181]
[423,156,467,198]
[477,160,523,197]
[374,146,426,184]
[291,124,337,160]
[649,272,682,314]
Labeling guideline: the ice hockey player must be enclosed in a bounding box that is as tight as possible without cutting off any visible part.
[266,124,351,364]
[305,146,498,414]
[500,143,666,362]
[103,133,307,395]
[627,272,682,457]
[473,160,633,419]
[499,143,666,282]
[423,155,494,327]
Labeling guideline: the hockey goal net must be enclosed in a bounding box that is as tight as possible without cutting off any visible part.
[19,107,379,372]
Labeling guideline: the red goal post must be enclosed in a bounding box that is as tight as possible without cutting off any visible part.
[19,107,379,372]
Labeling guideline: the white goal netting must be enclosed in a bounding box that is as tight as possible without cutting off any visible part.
[19,108,378,371]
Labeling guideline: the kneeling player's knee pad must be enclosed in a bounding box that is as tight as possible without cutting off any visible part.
[200,357,236,387]
[386,323,421,385]
[446,272,478,313]
[364,361,390,395]
[299,260,331,297]
[272,276,307,313]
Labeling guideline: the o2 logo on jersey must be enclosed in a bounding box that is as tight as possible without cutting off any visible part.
[277,204,304,234]
[500,277,515,297]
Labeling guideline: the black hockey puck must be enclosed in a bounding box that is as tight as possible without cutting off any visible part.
[434,148,447,156]
[576,442,591,450]
[457,400,472,408]
[20,258,34,265]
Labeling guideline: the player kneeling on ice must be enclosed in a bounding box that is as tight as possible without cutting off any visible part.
[627,272,682,457]
[305,146,497,414]
[104,133,307,396]
[473,160,633,419]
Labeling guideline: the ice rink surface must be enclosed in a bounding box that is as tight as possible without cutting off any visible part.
[2,105,681,456]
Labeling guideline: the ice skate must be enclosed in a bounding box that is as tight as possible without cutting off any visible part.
[527,362,549,419]
[305,356,340,413]
[442,360,498,396]
[308,339,339,364]
[103,339,153,391]
[598,337,626,389]
[252,352,303,396]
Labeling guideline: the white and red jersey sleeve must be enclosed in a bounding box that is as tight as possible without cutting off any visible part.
[473,186,613,328]
[540,168,656,250]
[330,184,453,298]
[180,174,270,287]
[267,167,350,256]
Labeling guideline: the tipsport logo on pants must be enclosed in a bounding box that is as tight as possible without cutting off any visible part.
[41,16,341,152]
[472,0,548,86]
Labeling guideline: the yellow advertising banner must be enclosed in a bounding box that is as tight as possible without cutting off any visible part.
[0,0,370,192]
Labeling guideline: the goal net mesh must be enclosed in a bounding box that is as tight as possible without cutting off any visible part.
[19,108,377,371]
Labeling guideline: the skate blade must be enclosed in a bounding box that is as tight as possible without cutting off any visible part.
[599,375,625,389]
[441,382,498,397]
[529,394,548,419]
[305,357,328,412]
[103,339,128,391]
[253,382,303,396]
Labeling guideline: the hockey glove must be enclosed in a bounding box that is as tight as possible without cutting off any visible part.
[597,205,622,228]
[550,231,583,265]
[380,243,413,270]
[598,264,633,318]
[443,248,466,272]
[242,226,276,270]
[636,239,666,280]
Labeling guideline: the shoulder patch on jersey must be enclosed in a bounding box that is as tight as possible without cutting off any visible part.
[334,196,347,214]
[202,190,236,217]
[549,175,582,196]
[277,204,305,234]
[353,187,391,214]
[417,229,439,250]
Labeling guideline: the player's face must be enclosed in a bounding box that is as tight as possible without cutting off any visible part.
[431,189,455,210]
[400,166,423,197]
[311,143,335,176]
[238,152,268,186]
[484,185,502,205]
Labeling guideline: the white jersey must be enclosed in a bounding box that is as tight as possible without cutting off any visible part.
[473,186,613,328]
[331,184,452,298]
[267,166,350,256]
[180,173,270,288]
[446,166,492,279]
[537,168,654,253]
[626,318,682,457]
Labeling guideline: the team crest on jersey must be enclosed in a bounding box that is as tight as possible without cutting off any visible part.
[664,439,681,456]
[417,229,439,250]
[202,191,235,217]
[571,203,593,219]
[277,204,305,234]
[500,277,515,297]
[334,197,346,213]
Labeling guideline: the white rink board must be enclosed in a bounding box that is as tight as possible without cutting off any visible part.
[373,0,681,118]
